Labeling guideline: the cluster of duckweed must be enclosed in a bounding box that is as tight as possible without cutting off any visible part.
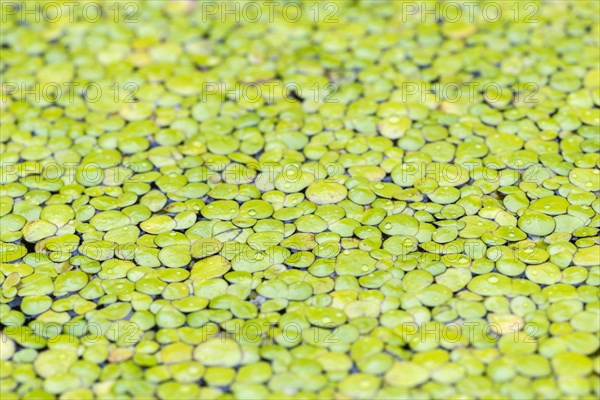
[1,1,599,399]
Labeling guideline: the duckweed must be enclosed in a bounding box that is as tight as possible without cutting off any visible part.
[1,1,599,399]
